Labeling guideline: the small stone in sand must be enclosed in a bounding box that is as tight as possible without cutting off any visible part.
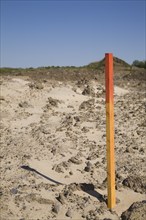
[84,161,92,172]
[19,101,30,108]
[69,156,83,164]
[66,208,73,217]
[10,188,18,195]
[52,203,60,214]
[56,193,66,205]
[121,200,146,220]
[0,96,5,101]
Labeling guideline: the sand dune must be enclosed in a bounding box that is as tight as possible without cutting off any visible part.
[0,74,145,220]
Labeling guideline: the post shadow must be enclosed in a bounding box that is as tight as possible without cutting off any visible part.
[21,166,106,202]
[80,183,106,203]
[21,165,64,185]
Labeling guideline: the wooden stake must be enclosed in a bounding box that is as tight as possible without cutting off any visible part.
[105,53,116,209]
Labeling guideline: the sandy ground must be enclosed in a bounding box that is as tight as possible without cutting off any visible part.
[0,75,145,220]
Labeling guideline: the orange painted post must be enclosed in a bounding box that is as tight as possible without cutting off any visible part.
[105,53,116,209]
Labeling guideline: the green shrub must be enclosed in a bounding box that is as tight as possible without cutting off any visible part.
[132,60,146,69]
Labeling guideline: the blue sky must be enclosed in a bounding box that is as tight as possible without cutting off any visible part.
[1,0,145,67]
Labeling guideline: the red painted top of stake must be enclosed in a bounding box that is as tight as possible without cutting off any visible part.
[105,53,114,104]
